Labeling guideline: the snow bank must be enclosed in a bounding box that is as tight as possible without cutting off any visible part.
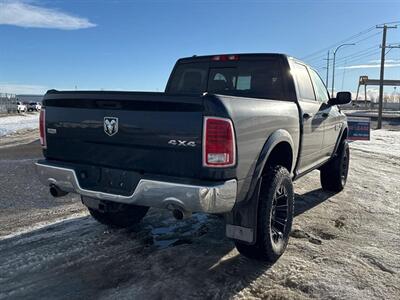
[350,129,400,159]
[0,114,39,137]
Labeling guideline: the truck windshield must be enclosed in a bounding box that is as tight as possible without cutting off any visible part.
[167,60,286,100]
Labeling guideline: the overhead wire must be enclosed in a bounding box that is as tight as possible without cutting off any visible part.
[301,22,397,62]
[310,46,381,70]
[301,25,376,60]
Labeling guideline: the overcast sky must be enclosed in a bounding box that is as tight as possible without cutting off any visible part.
[0,0,399,95]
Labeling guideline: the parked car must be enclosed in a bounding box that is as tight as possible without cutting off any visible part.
[16,101,27,113]
[28,102,42,111]
[36,53,351,261]
[28,102,42,112]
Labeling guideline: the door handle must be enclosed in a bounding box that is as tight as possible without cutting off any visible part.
[303,113,313,119]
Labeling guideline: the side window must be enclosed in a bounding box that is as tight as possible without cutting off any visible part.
[294,63,315,100]
[309,69,330,102]
[236,75,251,90]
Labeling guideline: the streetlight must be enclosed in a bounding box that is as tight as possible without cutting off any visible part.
[331,43,355,97]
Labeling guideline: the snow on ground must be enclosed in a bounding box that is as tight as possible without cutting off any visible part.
[0,114,39,137]
[0,128,399,299]
[351,129,400,159]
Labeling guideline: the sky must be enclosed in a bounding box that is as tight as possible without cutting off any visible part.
[0,0,399,98]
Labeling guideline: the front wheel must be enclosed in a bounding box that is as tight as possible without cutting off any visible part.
[235,166,294,262]
[320,140,350,192]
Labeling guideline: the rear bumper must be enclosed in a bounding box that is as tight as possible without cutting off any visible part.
[35,162,237,214]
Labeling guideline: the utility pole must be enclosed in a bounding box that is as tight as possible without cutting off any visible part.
[376,24,397,129]
[324,50,330,87]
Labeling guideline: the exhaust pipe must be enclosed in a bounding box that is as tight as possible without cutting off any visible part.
[172,208,192,220]
[49,184,68,198]
[165,200,192,220]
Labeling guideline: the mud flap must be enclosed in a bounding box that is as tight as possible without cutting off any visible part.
[225,178,262,245]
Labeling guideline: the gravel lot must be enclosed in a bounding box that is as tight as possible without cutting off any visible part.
[0,128,399,299]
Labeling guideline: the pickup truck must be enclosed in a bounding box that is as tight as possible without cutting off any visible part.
[36,53,351,262]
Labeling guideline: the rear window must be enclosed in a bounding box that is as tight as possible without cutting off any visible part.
[167,60,288,100]
[167,62,209,94]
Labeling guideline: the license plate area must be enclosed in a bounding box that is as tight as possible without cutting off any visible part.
[75,165,141,196]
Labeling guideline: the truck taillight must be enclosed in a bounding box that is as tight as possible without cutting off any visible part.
[203,117,236,167]
[39,109,46,148]
[211,55,239,61]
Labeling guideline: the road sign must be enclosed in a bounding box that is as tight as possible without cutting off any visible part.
[347,117,370,141]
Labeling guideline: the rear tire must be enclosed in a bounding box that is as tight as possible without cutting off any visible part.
[88,204,149,228]
[320,140,350,192]
[235,166,294,262]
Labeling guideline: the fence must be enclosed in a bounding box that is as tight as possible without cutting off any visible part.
[0,93,17,114]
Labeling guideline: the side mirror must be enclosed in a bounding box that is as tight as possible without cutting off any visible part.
[329,91,352,106]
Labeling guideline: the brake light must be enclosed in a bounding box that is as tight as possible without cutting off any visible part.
[203,117,236,167]
[211,55,239,62]
[39,109,46,148]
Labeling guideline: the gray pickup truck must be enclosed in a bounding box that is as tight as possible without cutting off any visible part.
[36,53,351,261]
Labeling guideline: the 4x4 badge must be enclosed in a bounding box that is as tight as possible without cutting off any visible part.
[104,117,119,136]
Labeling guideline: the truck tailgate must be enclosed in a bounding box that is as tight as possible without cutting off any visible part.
[43,91,204,179]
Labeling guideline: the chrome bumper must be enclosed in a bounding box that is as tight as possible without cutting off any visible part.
[35,162,237,214]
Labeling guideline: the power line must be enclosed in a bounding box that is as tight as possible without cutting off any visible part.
[303,31,381,67]
[334,44,379,62]
[310,46,380,69]
[305,53,328,64]
[302,23,399,94]
[334,49,381,66]
[330,49,399,92]
[301,25,376,60]
[351,31,381,45]
[333,48,396,76]
[302,21,399,61]
[333,47,379,66]
[314,51,383,87]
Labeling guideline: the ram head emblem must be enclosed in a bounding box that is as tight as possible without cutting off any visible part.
[104,117,119,136]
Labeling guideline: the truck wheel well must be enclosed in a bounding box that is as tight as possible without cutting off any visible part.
[263,142,293,174]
